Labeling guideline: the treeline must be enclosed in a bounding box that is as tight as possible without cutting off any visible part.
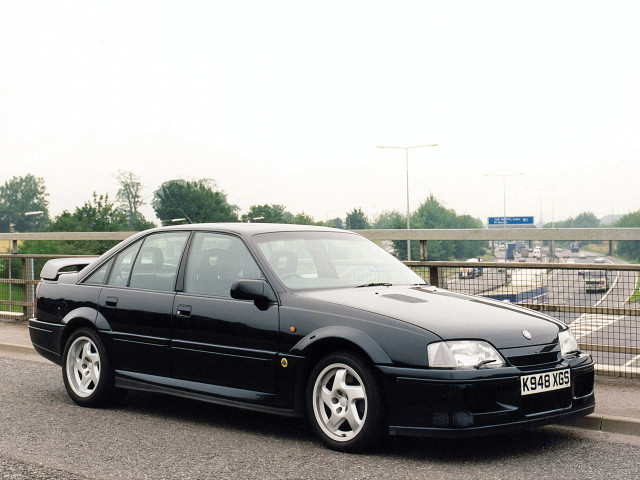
[2,172,638,261]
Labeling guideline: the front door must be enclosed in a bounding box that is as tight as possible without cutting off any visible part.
[171,232,280,394]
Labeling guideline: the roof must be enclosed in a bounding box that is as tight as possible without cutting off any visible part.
[145,222,349,236]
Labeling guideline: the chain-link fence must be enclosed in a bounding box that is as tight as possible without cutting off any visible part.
[409,260,640,378]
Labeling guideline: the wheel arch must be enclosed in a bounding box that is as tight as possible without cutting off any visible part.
[60,306,109,353]
[290,326,391,414]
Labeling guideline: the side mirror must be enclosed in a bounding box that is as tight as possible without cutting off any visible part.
[230,279,277,305]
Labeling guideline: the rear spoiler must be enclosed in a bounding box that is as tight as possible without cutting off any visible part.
[40,257,99,281]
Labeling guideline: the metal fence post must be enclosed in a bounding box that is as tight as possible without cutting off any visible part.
[429,266,439,287]
[420,240,427,261]
[23,257,35,319]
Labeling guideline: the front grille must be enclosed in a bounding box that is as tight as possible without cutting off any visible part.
[500,343,562,370]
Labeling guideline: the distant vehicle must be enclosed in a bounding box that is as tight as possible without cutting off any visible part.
[556,247,563,252]
[498,243,505,251]
[594,257,605,264]
[484,269,548,305]
[571,242,580,253]
[518,257,527,262]
[585,270,608,293]
[506,243,516,261]
[579,253,587,259]
[563,252,570,258]
[532,246,542,259]
[566,259,576,264]
[459,258,482,279]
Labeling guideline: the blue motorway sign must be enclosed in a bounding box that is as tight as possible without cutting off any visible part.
[488,216,535,227]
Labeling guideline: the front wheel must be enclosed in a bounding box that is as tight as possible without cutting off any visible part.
[62,328,121,407]
[306,352,386,452]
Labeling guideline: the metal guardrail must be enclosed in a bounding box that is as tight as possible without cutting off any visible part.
[2,229,639,378]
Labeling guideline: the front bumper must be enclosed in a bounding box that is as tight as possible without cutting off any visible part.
[378,354,595,438]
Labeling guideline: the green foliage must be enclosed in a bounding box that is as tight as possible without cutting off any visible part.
[241,204,290,223]
[115,171,154,229]
[545,211,600,229]
[410,194,485,261]
[326,217,344,229]
[292,212,320,225]
[0,174,50,232]
[346,208,368,230]
[373,210,407,259]
[18,193,134,255]
[615,210,640,263]
[153,179,238,225]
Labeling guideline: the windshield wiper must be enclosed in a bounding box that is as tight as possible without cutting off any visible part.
[356,282,393,288]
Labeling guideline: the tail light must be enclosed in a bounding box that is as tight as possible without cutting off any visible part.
[34,281,41,318]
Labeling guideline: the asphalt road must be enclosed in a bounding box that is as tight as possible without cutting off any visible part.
[2,357,640,480]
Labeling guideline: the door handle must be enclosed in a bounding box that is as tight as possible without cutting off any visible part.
[176,305,192,317]
[105,296,118,308]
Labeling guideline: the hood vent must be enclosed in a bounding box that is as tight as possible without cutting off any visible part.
[380,294,427,304]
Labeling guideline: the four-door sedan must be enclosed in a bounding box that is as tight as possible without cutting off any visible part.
[29,224,595,452]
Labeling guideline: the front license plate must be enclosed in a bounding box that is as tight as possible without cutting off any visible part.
[520,369,570,396]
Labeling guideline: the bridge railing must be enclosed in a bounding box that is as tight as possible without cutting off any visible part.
[1,229,639,378]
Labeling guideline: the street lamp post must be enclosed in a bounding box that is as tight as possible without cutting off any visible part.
[377,144,438,261]
[483,174,525,230]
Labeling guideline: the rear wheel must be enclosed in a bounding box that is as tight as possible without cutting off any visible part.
[62,328,123,407]
[306,352,386,452]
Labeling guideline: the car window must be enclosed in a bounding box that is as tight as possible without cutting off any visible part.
[254,231,425,290]
[183,233,263,297]
[106,240,143,287]
[129,232,190,291]
[83,258,114,285]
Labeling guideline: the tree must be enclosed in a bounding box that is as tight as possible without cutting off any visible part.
[0,174,50,232]
[115,171,154,230]
[548,211,600,229]
[346,208,368,230]
[241,204,290,223]
[19,193,132,255]
[292,212,319,225]
[326,217,344,229]
[152,179,238,224]
[410,194,485,261]
[616,210,640,262]
[373,210,406,258]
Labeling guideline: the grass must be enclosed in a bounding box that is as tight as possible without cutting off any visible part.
[0,283,25,313]
[628,274,640,304]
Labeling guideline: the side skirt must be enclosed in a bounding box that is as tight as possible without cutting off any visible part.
[115,372,301,418]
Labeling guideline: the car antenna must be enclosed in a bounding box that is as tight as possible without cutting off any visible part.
[164,188,193,224]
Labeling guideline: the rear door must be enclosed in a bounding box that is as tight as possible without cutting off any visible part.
[98,231,190,377]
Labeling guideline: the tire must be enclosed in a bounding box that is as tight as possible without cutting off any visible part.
[306,352,386,453]
[62,328,122,408]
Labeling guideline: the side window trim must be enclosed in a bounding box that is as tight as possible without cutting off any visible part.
[181,231,269,298]
[127,231,191,292]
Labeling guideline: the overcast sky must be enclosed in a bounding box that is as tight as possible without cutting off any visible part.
[1,1,639,226]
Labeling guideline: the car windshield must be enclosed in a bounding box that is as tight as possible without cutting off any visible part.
[585,271,605,279]
[253,231,426,290]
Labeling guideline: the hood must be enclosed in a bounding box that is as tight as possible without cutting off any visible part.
[296,285,562,349]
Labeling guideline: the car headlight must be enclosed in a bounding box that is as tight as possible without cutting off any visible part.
[427,341,506,369]
[558,329,579,357]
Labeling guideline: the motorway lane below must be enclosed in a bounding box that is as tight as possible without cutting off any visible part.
[2,357,640,480]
